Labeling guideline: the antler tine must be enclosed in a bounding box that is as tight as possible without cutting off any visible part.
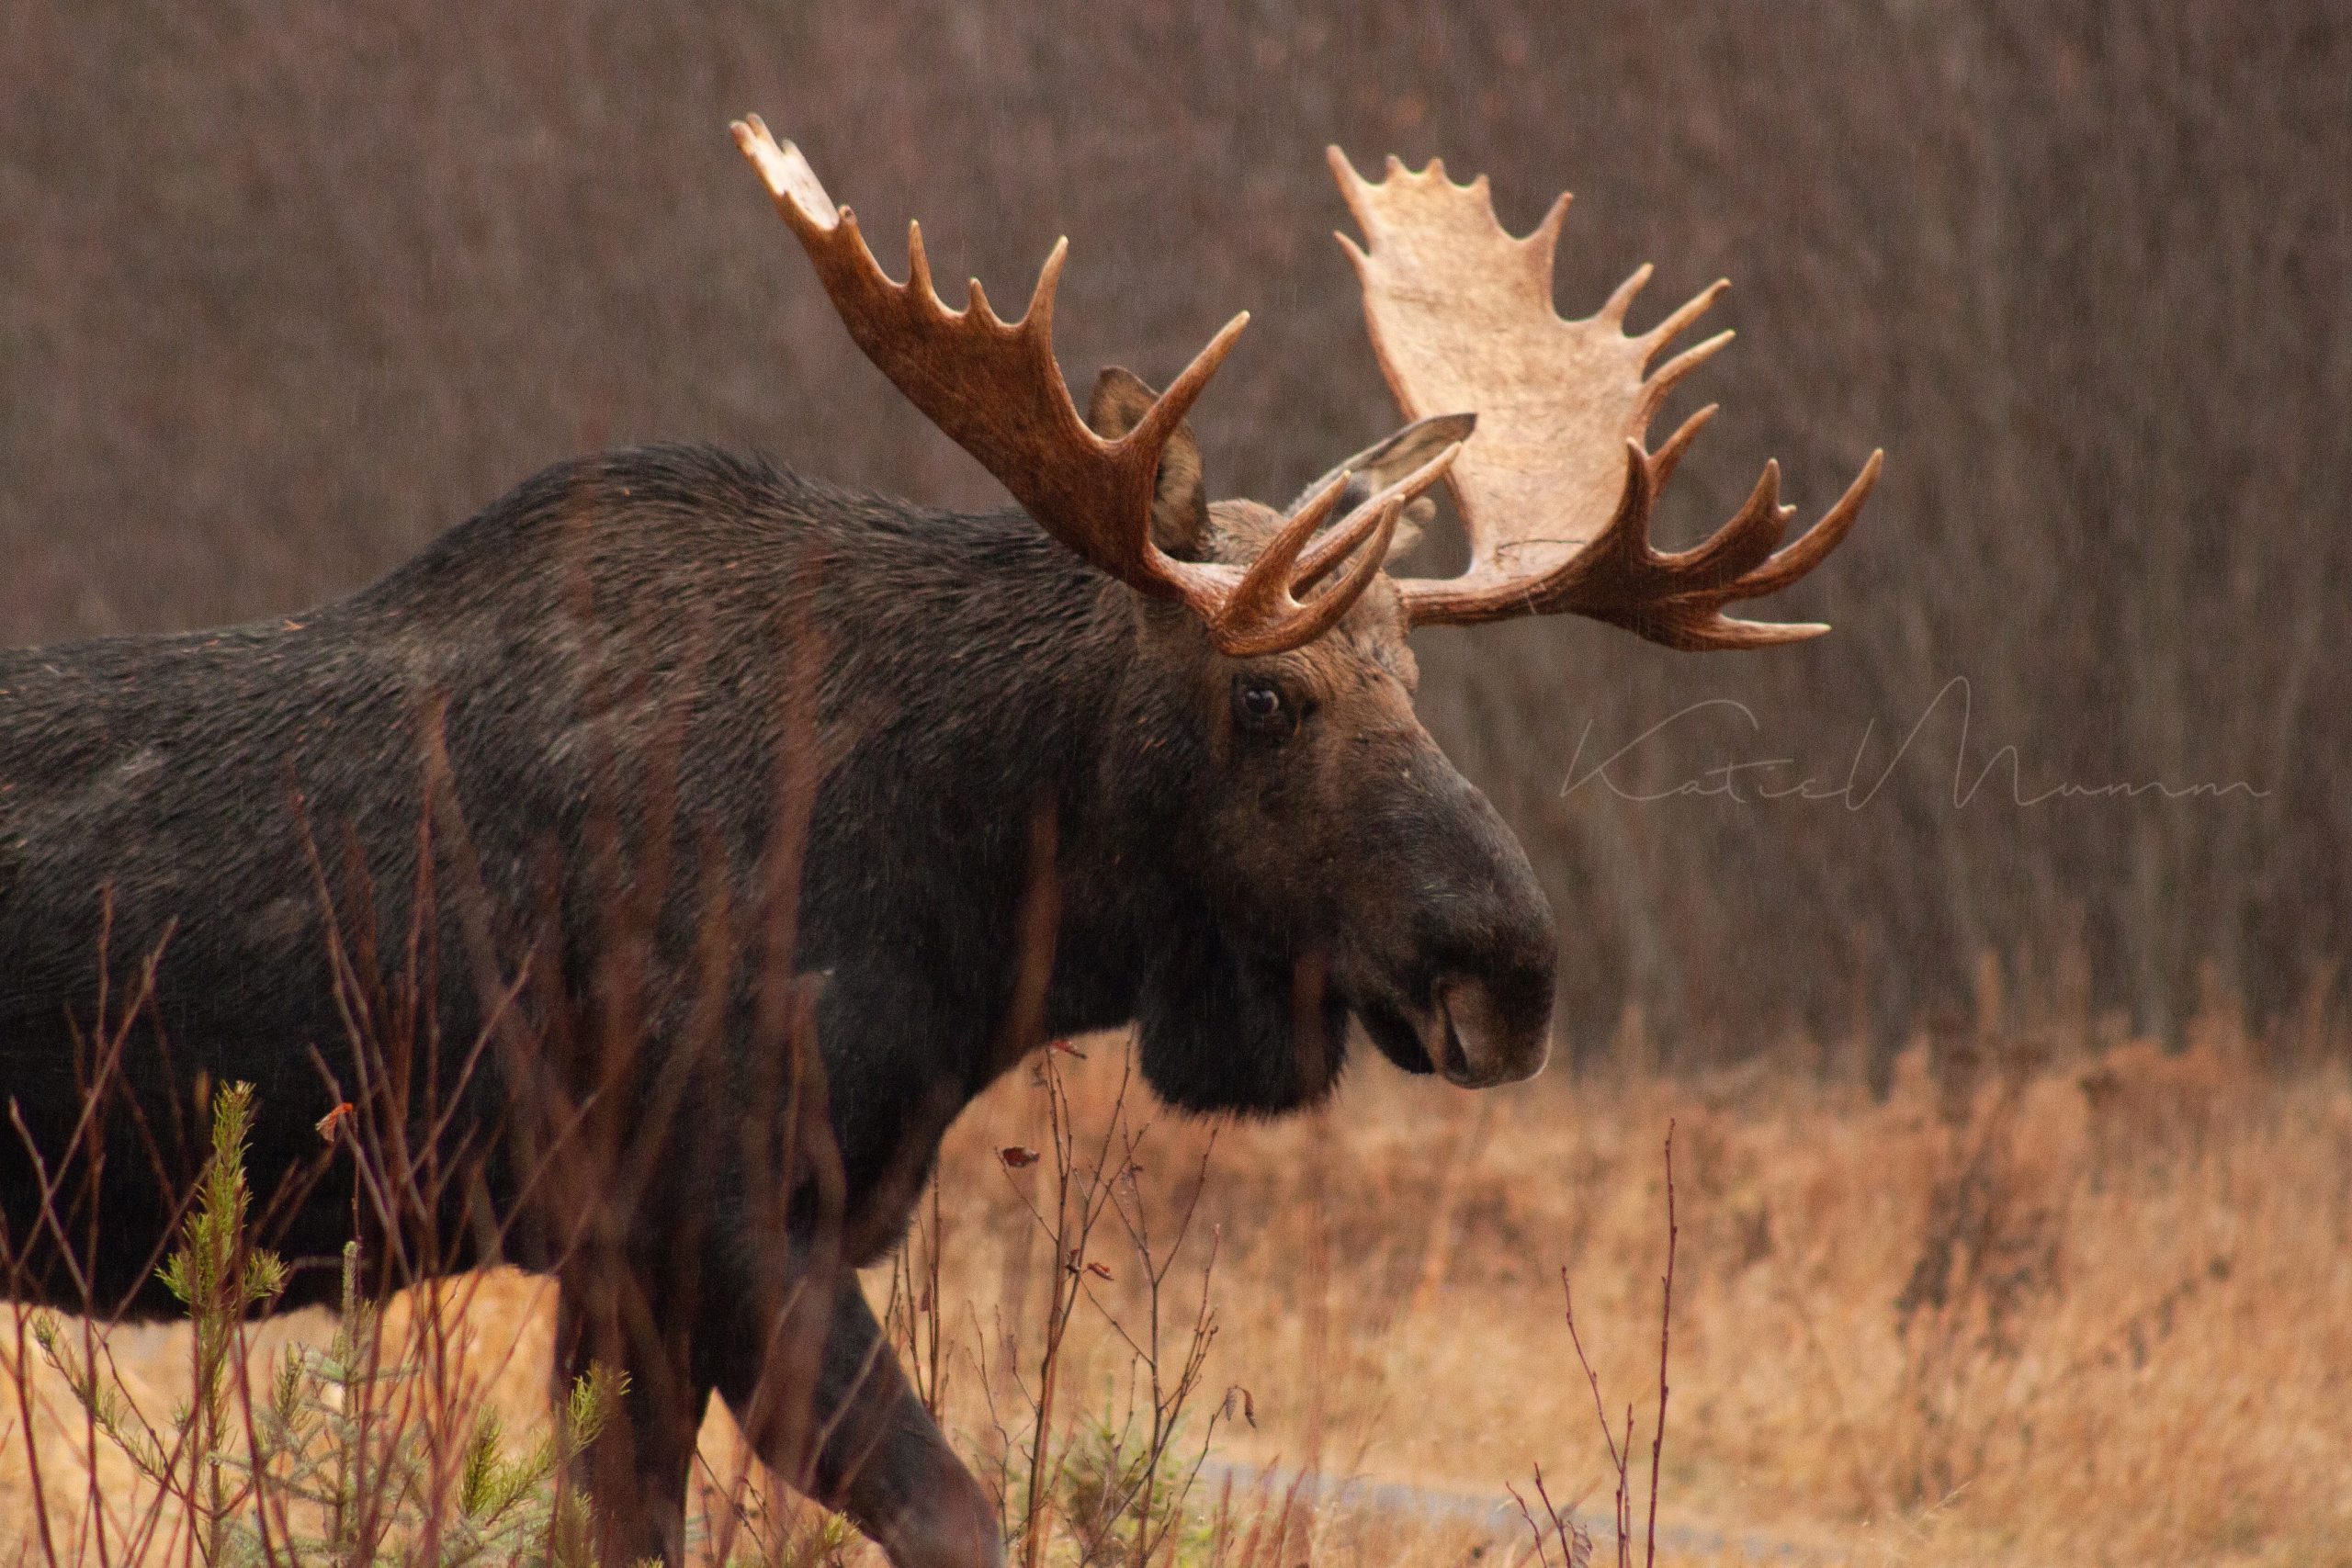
[1638,276,1729,351]
[1264,466,1358,593]
[1329,142,1880,647]
[1569,445,1781,596]
[1219,495,1404,658]
[1652,458,1797,594]
[1568,446,1886,651]
[1120,312,1252,469]
[1596,262,1652,327]
[739,116,1389,657]
[1648,403,1717,491]
[1641,327,1736,420]
[1721,448,1884,603]
[1216,440,1461,656]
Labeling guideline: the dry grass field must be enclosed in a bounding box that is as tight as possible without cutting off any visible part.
[6,987,2347,1567]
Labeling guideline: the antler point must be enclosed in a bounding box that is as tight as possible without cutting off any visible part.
[1526,190,1572,252]
[904,220,935,297]
[1600,263,1655,325]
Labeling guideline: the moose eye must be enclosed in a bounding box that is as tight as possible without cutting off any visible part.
[1234,678,1290,734]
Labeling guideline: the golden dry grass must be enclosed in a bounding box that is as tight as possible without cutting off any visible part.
[6,1010,2350,1566]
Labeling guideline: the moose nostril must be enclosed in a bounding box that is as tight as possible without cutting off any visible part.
[1435,974,1553,1087]
[1440,1004,1471,1081]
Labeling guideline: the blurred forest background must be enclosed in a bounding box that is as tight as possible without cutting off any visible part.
[2,2,2344,1071]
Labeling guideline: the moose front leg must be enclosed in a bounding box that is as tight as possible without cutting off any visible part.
[555,1265,710,1567]
[709,1270,1003,1568]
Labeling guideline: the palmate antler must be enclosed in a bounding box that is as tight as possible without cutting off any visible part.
[1329,150,1883,649]
[733,117,1459,658]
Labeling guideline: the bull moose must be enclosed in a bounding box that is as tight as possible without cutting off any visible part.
[0,117,1879,1566]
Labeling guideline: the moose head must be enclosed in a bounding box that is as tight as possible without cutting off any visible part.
[733,118,1881,1112]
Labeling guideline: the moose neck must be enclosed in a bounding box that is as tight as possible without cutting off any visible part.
[781,477,1352,1130]
[796,493,1185,1090]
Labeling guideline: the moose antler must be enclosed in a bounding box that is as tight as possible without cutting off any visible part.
[1329,150,1883,649]
[734,117,1459,657]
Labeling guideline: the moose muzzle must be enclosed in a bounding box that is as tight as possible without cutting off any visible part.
[1349,741,1559,1089]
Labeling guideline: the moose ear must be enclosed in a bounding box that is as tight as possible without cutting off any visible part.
[1087,366,1210,556]
[1289,412,1476,527]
